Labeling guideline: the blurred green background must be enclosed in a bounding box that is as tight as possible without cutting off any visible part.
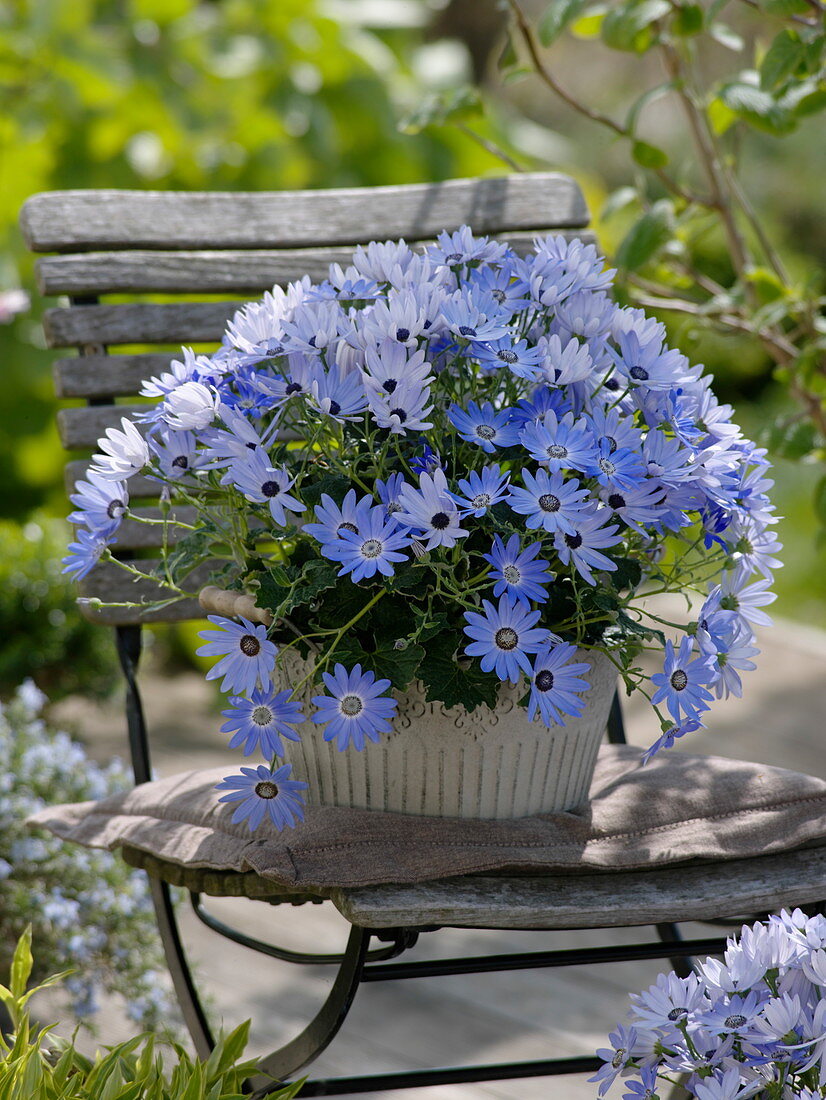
[1,0,823,702]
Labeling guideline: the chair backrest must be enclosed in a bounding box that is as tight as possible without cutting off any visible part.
[21,173,590,626]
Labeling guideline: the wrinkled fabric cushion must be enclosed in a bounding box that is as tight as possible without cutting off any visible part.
[29,745,826,889]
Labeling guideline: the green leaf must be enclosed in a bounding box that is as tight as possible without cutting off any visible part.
[276,559,339,616]
[761,0,810,15]
[631,139,669,168]
[570,3,608,38]
[746,265,786,304]
[417,635,499,712]
[764,418,817,460]
[601,0,670,52]
[673,3,704,35]
[300,473,352,509]
[718,77,796,134]
[538,0,588,45]
[337,636,425,691]
[760,29,807,90]
[10,927,33,1001]
[606,555,643,591]
[615,204,673,271]
[497,32,519,71]
[399,87,482,134]
[625,80,675,135]
[709,22,744,51]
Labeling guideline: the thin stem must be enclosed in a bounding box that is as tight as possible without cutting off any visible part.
[455,123,525,173]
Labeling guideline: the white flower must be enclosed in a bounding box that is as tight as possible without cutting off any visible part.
[161,380,221,430]
[90,417,150,480]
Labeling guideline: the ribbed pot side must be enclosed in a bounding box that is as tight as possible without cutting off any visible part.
[279,649,617,819]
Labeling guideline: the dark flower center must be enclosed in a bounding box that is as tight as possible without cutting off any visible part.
[431,511,450,530]
[497,349,518,364]
[475,424,496,440]
[491,289,506,303]
[327,400,341,416]
[471,493,491,508]
[396,327,410,342]
[495,627,519,651]
[601,435,618,454]
[604,377,619,391]
[611,1049,626,1069]
[667,1006,688,1021]
[339,522,359,535]
[172,454,189,469]
[361,538,383,559]
[547,444,567,459]
[598,458,616,475]
[240,634,261,657]
[459,325,477,337]
[340,694,363,717]
[285,382,302,395]
[446,252,464,263]
[264,340,284,356]
[725,1014,747,1029]
[107,499,126,519]
[565,533,583,549]
[254,780,279,799]
[503,564,521,584]
[252,706,273,726]
[538,493,560,513]
[261,480,279,498]
[308,335,317,348]
[384,378,398,394]
[390,407,407,422]
[630,365,649,381]
[608,493,625,510]
[670,669,688,691]
[535,669,554,692]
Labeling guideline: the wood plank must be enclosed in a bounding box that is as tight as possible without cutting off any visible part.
[77,558,217,624]
[54,353,177,398]
[332,847,826,930]
[35,230,595,295]
[65,461,159,498]
[109,506,198,550]
[44,301,241,348]
[57,403,302,451]
[20,175,588,252]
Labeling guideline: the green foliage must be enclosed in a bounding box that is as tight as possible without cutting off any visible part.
[0,516,117,700]
[1,0,489,522]
[0,930,302,1099]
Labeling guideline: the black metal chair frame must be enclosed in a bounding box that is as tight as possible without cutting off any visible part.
[116,623,740,1098]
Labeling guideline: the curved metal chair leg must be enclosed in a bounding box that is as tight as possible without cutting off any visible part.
[150,876,215,1058]
[247,925,371,1098]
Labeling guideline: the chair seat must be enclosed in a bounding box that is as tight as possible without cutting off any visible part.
[330,846,826,930]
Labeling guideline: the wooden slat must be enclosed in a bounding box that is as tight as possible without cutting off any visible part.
[35,229,595,295]
[58,403,302,451]
[44,301,241,349]
[332,846,826,930]
[54,353,177,399]
[77,558,217,625]
[112,507,198,550]
[20,175,588,252]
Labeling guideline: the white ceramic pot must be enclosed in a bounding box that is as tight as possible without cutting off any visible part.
[278,648,617,819]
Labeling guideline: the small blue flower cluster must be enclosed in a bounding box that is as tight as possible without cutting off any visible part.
[595,909,826,1099]
[0,682,177,1028]
[63,227,780,831]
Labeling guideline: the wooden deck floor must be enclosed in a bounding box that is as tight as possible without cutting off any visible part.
[44,614,826,1097]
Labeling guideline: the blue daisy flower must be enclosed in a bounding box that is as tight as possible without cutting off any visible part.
[312,663,398,751]
[518,410,597,473]
[68,471,129,539]
[61,527,111,581]
[552,507,622,586]
[463,595,549,683]
[527,643,591,726]
[216,762,307,831]
[451,464,510,517]
[303,490,374,546]
[507,468,590,536]
[220,687,304,757]
[650,636,715,723]
[475,337,543,380]
[448,401,521,454]
[584,440,647,493]
[196,615,278,696]
[483,534,553,606]
[395,469,468,551]
[323,505,411,581]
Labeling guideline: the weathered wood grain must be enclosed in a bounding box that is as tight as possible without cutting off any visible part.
[44,301,241,348]
[54,353,177,398]
[109,506,198,550]
[77,558,217,624]
[332,847,826,930]
[35,230,596,294]
[21,175,588,252]
[57,403,302,450]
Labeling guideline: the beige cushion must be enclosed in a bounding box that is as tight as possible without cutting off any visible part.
[28,745,826,890]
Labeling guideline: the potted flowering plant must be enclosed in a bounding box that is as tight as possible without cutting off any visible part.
[594,909,826,1099]
[63,228,779,830]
